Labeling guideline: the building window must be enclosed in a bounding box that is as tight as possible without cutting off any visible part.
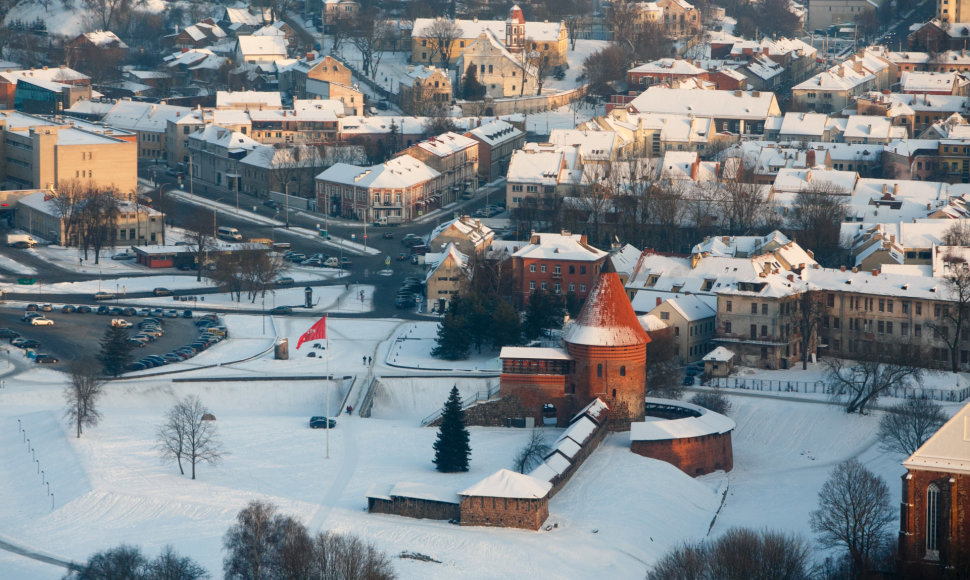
[660,311,669,320]
[530,264,536,272]
[724,322,732,333]
[529,281,535,290]
[579,284,586,292]
[596,364,602,378]
[569,283,575,292]
[541,264,547,273]
[751,303,758,314]
[620,365,626,376]
[675,327,680,336]
[927,483,941,557]
[828,293,835,307]
[580,266,586,275]
[762,303,768,315]
[569,265,575,274]
[726,300,732,312]
[541,282,547,290]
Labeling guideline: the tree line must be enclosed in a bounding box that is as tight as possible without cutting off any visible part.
[63,500,395,579]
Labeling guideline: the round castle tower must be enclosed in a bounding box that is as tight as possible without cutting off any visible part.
[564,258,649,426]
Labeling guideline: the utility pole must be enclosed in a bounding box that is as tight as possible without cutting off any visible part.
[189,154,194,198]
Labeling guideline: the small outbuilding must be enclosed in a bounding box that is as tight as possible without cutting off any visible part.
[459,469,552,530]
[703,346,736,378]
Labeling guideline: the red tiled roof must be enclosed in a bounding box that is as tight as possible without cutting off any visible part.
[564,258,650,347]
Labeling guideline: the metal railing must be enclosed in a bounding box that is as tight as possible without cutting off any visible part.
[705,377,970,402]
[420,382,501,426]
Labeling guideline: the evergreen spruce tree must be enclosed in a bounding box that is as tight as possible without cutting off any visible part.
[523,290,566,340]
[431,296,471,360]
[463,64,485,100]
[433,386,471,472]
[465,291,491,353]
[98,325,132,377]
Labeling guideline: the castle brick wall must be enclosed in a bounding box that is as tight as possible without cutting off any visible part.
[367,495,460,521]
[631,431,733,476]
[567,342,646,423]
[459,495,549,530]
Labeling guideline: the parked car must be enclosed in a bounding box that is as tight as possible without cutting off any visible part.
[182,310,193,318]
[61,305,76,313]
[21,312,42,322]
[152,287,172,297]
[0,328,19,339]
[93,291,114,300]
[110,319,133,328]
[683,375,696,386]
[20,339,40,349]
[122,307,137,316]
[137,308,151,317]
[40,303,52,312]
[340,257,352,267]
[112,252,135,260]
[35,354,58,364]
[30,317,54,326]
[77,305,92,313]
[10,337,27,347]
[163,309,179,318]
[309,416,337,429]
[382,232,394,239]
[270,306,293,315]
[25,304,38,311]
[275,276,295,286]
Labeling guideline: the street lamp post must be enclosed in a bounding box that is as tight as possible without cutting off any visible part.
[284,181,293,229]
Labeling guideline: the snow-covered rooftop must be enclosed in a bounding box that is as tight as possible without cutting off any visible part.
[703,346,735,362]
[316,155,440,189]
[904,401,970,474]
[459,469,552,499]
[627,87,779,120]
[512,232,606,262]
[499,347,572,360]
[630,399,735,441]
[564,260,649,348]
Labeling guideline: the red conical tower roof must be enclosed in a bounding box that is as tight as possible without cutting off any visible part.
[507,4,526,24]
[564,258,649,347]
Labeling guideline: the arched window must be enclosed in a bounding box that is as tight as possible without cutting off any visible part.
[596,364,602,378]
[927,483,941,558]
[620,365,626,376]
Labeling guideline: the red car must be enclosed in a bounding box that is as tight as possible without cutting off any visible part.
[396,252,408,261]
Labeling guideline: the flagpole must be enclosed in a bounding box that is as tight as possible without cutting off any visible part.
[325,322,330,460]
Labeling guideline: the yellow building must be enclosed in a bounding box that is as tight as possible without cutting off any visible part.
[0,111,137,195]
[411,5,568,70]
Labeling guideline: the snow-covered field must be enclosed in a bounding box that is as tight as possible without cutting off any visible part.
[0,312,943,579]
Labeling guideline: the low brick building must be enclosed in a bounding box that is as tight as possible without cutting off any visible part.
[630,398,735,476]
[366,482,460,522]
[458,469,552,530]
[898,401,970,577]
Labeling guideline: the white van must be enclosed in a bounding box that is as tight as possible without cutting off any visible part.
[217,226,242,242]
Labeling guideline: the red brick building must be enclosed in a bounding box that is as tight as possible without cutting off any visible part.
[511,231,608,307]
[499,258,650,427]
[459,469,552,530]
[899,402,970,577]
[630,398,734,476]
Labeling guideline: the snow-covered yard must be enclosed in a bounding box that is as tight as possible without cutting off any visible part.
[0,313,942,579]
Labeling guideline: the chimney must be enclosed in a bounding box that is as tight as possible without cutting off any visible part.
[656,297,662,306]
[806,149,815,167]
[872,269,879,276]
[787,274,794,281]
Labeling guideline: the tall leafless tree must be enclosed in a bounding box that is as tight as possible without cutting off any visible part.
[825,349,925,414]
[182,209,216,282]
[425,18,461,69]
[157,395,223,480]
[787,183,847,267]
[237,245,287,303]
[349,8,391,79]
[64,359,106,438]
[223,500,283,580]
[878,398,947,456]
[513,429,550,473]
[810,459,894,579]
[786,290,826,370]
[926,260,970,372]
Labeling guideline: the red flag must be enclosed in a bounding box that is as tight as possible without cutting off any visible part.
[296,315,327,349]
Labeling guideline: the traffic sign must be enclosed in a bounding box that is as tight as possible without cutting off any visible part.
[385,256,391,266]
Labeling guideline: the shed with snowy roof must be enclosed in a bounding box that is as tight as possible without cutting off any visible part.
[703,346,736,377]
[458,469,552,530]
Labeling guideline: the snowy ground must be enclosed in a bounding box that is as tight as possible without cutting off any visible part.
[0,315,949,578]
[385,322,501,372]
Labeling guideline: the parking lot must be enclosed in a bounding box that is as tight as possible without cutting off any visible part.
[0,306,210,367]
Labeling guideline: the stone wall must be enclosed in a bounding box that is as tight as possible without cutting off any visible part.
[459,495,549,530]
[631,431,733,476]
[457,85,587,117]
[435,394,583,428]
[547,416,609,497]
[367,495,460,522]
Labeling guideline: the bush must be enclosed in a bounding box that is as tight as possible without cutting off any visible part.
[689,389,732,416]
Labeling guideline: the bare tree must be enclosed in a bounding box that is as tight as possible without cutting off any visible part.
[878,398,947,456]
[182,209,216,282]
[690,389,732,416]
[825,350,924,414]
[647,527,813,580]
[310,532,396,580]
[525,41,551,95]
[926,262,970,373]
[787,184,846,267]
[209,252,246,302]
[79,189,121,264]
[942,220,970,246]
[644,330,683,400]
[158,395,223,480]
[145,545,210,579]
[223,500,283,580]
[425,18,460,69]
[513,429,550,473]
[786,290,825,370]
[64,359,106,438]
[810,459,894,579]
[237,245,287,303]
[349,8,391,79]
